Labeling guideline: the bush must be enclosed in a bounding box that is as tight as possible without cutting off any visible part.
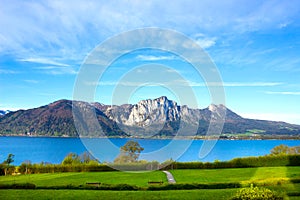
[231,185,283,200]
[148,182,241,190]
[0,183,36,189]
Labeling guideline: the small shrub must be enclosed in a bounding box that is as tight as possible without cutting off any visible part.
[231,185,283,200]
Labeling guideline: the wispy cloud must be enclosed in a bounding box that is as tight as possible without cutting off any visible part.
[136,55,176,61]
[19,57,70,67]
[193,34,217,49]
[34,66,77,75]
[2,1,298,61]
[265,91,300,95]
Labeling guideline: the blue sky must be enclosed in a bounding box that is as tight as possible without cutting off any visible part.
[1,0,300,124]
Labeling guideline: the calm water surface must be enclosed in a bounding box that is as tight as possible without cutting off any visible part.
[0,136,299,165]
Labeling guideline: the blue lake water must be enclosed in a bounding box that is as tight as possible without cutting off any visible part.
[0,136,299,165]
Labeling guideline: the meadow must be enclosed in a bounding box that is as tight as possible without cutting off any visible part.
[1,166,300,199]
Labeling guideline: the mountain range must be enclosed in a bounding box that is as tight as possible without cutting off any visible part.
[0,96,299,138]
[0,110,10,116]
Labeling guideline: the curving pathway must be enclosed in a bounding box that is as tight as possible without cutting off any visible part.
[163,170,176,184]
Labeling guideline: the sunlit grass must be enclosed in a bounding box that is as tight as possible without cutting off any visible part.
[170,167,300,184]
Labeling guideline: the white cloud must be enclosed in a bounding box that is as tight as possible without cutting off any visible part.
[1,0,299,60]
[19,58,70,67]
[136,55,176,61]
[193,34,217,49]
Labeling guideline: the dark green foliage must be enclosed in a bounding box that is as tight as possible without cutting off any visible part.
[148,182,241,190]
[0,164,15,175]
[160,155,300,170]
[287,192,300,197]
[18,162,115,174]
[3,153,14,165]
[14,154,300,175]
[30,183,139,191]
[0,183,36,189]
[230,185,283,200]
[1,154,15,176]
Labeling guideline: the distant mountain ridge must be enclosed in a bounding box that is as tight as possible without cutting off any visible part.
[0,110,10,116]
[0,96,299,137]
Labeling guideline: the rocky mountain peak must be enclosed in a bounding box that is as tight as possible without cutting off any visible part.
[1,97,300,137]
[208,104,226,112]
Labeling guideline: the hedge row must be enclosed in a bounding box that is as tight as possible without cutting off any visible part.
[161,155,300,170]
[2,155,300,175]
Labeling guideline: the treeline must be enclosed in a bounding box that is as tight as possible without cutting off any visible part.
[1,154,299,175]
[161,155,300,170]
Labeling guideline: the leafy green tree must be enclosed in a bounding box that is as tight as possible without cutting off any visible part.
[19,160,32,174]
[4,153,14,165]
[2,153,15,175]
[114,140,144,163]
[62,153,81,165]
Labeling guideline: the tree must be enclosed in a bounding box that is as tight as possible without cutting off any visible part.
[4,153,14,165]
[62,153,81,165]
[114,140,144,163]
[3,153,14,176]
[270,144,300,156]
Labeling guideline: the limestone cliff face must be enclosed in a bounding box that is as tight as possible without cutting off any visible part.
[102,96,181,127]
[101,97,230,127]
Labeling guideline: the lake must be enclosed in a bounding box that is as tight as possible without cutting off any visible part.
[0,136,299,165]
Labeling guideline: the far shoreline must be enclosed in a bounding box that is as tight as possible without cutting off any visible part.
[1,134,300,140]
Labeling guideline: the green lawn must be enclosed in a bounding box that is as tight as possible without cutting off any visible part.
[0,171,166,187]
[170,166,300,184]
[0,189,237,200]
[1,167,300,199]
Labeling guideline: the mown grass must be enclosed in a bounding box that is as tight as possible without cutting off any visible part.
[170,166,300,184]
[0,171,166,187]
[0,189,237,200]
[1,167,300,199]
